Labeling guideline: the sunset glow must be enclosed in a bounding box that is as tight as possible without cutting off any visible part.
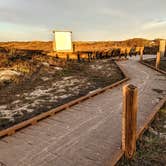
[0,0,166,41]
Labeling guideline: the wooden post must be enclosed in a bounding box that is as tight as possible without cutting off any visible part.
[73,44,75,52]
[122,84,138,159]
[88,52,90,62]
[156,52,161,69]
[77,52,81,62]
[159,40,165,57]
[140,47,144,61]
[66,54,70,61]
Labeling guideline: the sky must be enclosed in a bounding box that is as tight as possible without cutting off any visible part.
[0,0,166,41]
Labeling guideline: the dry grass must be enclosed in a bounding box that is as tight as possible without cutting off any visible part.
[0,38,161,52]
[117,103,166,166]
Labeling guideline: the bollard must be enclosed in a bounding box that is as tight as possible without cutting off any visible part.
[73,44,75,52]
[66,54,70,61]
[122,84,138,159]
[156,52,161,69]
[77,52,81,62]
[140,47,144,61]
[159,40,165,57]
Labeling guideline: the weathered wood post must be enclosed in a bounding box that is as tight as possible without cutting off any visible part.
[88,52,91,62]
[140,47,144,61]
[122,84,138,159]
[66,54,70,61]
[73,44,75,52]
[156,52,161,69]
[124,48,127,59]
[159,40,165,57]
[77,52,81,62]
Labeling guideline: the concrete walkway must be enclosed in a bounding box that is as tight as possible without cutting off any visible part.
[0,56,165,166]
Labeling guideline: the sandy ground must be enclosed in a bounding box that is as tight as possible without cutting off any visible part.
[0,59,124,130]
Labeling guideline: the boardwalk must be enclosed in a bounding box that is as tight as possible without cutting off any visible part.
[0,56,166,166]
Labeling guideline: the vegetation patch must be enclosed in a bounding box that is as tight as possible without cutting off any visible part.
[0,56,124,130]
[143,57,166,72]
[117,103,166,166]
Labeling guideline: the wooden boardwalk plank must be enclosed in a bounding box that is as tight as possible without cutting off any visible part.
[0,55,165,166]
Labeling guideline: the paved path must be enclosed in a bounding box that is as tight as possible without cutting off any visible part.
[0,56,166,166]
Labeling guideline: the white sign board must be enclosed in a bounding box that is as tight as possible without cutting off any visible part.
[159,40,165,56]
[53,31,73,52]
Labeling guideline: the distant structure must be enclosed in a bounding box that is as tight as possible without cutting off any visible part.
[53,30,73,52]
[159,40,165,57]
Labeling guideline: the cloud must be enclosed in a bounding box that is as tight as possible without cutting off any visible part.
[0,22,50,41]
[99,8,127,18]
[0,0,166,41]
[133,19,166,39]
[141,20,166,30]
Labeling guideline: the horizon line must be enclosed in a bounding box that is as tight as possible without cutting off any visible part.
[0,37,166,43]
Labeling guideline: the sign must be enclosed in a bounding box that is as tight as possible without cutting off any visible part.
[53,31,73,52]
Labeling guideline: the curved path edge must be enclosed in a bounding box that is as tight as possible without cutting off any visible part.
[140,61,166,75]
